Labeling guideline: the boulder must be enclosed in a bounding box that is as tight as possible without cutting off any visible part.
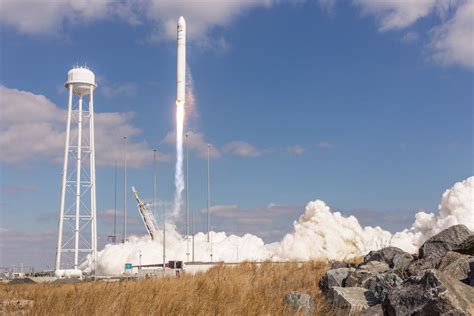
[359,304,384,316]
[346,269,377,288]
[363,247,413,268]
[345,262,389,288]
[404,257,438,277]
[319,268,352,293]
[436,251,470,282]
[453,235,474,256]
[363,272,403,303]
[329,287,377,315]
[358,261,390,274]
[391,252,414,271]
[469,257,474,286]
[418,224,472,260]
[383,269,474,315]
[283,292,314,315]
[331,261,358,269]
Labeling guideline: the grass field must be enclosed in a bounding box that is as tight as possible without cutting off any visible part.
[1,261,333,315]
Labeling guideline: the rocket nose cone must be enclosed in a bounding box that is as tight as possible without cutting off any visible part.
[178,16,186,25]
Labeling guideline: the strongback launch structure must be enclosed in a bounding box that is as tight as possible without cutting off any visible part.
[55,66,98,276]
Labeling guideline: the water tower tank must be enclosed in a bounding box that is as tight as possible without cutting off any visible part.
[65,66,97,96]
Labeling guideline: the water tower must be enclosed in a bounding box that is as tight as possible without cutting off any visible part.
[55,66,98,277]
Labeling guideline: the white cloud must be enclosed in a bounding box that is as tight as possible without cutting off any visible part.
[0,0,120,36]
[223,141,261,157]
[162,130,220,159]
[0,0,275,48]
[318,0,337,14]
[101,82,139,99]
[287,145,305,155]
[318,141,333,149]
[352,0,473,68]
[203,204,240,215]
[429,1,474,68]
[144,0,273,42]
[401,31,420,43]
[353,0,438,31]
[0,86,169,167]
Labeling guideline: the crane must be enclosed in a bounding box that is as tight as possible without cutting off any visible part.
[131,186,159,240]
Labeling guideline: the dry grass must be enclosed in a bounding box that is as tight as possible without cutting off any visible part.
[1,261,333,315]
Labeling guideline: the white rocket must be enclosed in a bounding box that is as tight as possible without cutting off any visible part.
[177,16,186,103]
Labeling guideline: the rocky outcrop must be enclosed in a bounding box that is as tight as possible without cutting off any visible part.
[319,267,352,292]
[320,225,474,315]
[359,304,383,316]
[453,235,474,255]
[383,269,474,315]
[329,287,377,315]
[364,247,413,269]
[364,272,403,303]
[436,251,470,281]
[468,257,474,286]
[283,292,314,315]
[418,224,471,259]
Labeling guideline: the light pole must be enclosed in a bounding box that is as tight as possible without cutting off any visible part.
[207,144,210,242]
[163,201,166,270]
[210,226,214,262]
[153,149,157,218]
[113,160,117,243]
[123,136,127,243]
[185,132,189,262]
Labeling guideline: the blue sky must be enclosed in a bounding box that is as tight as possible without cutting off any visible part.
[0,0,472,269]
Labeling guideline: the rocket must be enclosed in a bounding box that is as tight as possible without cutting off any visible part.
[177,16,186,104]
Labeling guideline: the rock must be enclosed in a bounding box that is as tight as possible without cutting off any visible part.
[418,224,472,260]
[358,261,390,274]
[469,257,474,286]
[329,287,377,315]
[453,235,474,256]
[283,292,314,315]
[345,262,389,288]
[383,269,474,315]
[359,304,384,316]
[319,268,352,293]
[331,261,358,269]
[364,272,403,303]
[364,247,413,268]
[346,269,377,288]
[404,257,438,278]
[436,251,470,282]
[391,252,413,271]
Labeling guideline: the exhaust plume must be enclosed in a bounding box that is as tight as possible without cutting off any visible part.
[173,101,185,217]
[94,176,473,275]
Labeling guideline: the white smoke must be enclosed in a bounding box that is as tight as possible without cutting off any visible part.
[96,223,271,275]
[390,176,474,253]
[95,176,473,275]
[173,101,185,217]
[267,200,393,261]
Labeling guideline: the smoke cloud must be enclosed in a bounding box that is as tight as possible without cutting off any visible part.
[173,101,185,217]
[95,176,473,275]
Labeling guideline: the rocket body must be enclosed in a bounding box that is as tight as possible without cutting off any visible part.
[177,16,186,103]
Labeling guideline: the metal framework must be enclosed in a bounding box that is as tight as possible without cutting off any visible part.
[55,74,97,274]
